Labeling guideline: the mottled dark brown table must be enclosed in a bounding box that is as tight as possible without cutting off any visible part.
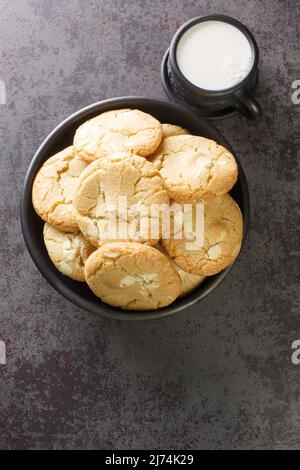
[0,0,299,449]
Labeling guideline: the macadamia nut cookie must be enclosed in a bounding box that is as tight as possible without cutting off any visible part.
[162,123,190,138]
[84,242,182,310]
[161,194,243,276]
[73,152,170,247]
[73,108,163,162]
[149,135,238,202]
[177,267,205,296]
[43,223,95,281]
[156,244,205,297]
[32,146,88,232]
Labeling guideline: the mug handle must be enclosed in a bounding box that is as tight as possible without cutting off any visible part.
[233,90,262,120]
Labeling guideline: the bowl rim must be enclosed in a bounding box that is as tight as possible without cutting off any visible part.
[20,96,250,321]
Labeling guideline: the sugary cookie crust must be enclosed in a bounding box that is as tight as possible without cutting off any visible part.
[161,194,243,276]
[73,152,170,247]
[73,108,163,162]
[43,223,95,281]
[162,123,190,138]
[32,146,88,232]
[84,242,182,310]
[149,135,238,202]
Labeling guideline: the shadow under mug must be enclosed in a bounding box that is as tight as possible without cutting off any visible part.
[165,14,262,120]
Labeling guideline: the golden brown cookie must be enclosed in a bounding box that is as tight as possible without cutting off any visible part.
[73,152,170,247]
[73,108,163,162]
[161,194,243,276]
[177,267,205,296]
[156,244,205,297]
[149,135,238,202]
[32,146,88,232]
[43,223,95,281]
[162,123,190,138]
[84,242,182,310]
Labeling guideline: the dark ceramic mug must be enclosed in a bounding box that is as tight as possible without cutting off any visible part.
[162,14,262,120]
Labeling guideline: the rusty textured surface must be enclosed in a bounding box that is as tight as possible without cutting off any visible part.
[0,0,299,449]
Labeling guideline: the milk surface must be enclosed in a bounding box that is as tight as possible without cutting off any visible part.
[176,20,253,91]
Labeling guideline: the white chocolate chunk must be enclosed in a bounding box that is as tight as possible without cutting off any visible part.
[208,244,222,260]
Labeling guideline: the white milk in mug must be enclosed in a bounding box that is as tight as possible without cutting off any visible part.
[176,20,253,91]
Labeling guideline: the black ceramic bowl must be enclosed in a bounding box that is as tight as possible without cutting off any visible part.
[21,97,250,321]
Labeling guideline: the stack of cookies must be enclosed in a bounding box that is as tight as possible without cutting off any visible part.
[32,108,243,311]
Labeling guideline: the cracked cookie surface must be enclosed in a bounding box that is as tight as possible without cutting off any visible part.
[149,135,238,202]
[73,108,163,162]
[162,123,190,138]
[73,152,170,247]
[84,242,182,310]
[43,223,95,281]
[32,146,88,232]
[161,194,243,276]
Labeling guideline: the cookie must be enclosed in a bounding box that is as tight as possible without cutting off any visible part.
[32,146,88,232]
[43,223,95,281]
[73,152,170,247]
[84,242,182,310]
[149,135,238,202]
[73,108,162,162]
[177,268,205,296]
[161,194,243,276]
[162,123,190,138]
[156,244,205,297]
